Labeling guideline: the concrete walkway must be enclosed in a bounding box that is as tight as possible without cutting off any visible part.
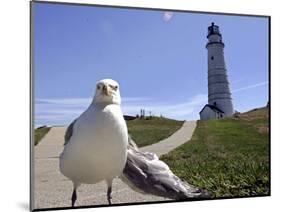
[33,121,197,209]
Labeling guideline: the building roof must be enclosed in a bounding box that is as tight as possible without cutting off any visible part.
[123,115,136,121]
[207,22,221,38]
[199,104,225,114]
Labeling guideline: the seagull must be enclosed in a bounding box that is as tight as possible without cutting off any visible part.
[60,79,210,207]
[59,79,128,207]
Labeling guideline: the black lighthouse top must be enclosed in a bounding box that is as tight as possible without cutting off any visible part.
[207,22,221,38]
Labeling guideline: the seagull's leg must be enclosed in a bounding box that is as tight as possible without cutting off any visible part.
[106,179,113,205]
[107,186,112,205]
[71,182,79,207]
[71,188,77,207]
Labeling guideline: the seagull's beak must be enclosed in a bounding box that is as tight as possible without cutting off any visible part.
[102,84,111,96]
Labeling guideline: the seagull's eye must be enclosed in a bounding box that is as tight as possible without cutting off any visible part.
[109,85,118,91]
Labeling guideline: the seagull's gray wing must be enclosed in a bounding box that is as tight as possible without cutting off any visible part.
[64,119,77,145]
[121,137,211,200]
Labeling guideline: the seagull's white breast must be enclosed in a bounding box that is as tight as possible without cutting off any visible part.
[60,104,128,184]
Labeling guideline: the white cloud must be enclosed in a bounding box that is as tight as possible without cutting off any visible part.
[233,81,268,93]
[35,81,267,126]
[36,97,149,105]
[121,94,207,120]
[163,11,174,22]
[36,98,91,106]
[34,94,207,126]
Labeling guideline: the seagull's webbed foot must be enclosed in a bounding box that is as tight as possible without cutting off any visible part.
[71,189,77,207]
[107,186,112,205]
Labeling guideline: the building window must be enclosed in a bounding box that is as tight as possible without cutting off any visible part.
[211,56,214,60]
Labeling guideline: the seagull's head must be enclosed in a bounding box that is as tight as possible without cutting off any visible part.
[93,79,121,105]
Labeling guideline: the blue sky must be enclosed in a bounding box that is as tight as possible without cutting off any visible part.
[33,2,269,126]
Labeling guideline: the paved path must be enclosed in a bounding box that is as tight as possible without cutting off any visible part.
[33,121,197,209]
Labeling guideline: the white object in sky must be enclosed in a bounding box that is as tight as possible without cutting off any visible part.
[59,79,128,206]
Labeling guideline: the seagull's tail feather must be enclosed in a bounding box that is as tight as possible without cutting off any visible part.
[121,138,211,200]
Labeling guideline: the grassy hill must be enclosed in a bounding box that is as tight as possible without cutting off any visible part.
[34,126,51,145]
[161,107,269,198]
[127,117,184,147]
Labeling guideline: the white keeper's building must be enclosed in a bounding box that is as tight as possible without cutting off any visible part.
[200,23,234,120]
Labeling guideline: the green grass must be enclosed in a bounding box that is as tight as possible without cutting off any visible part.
[127,117,184,147]
[161,107,269,198]
[34,126,51,145]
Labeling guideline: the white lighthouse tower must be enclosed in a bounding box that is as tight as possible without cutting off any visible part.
[200,23,234,120]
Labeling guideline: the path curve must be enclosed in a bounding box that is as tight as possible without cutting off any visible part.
[140,121,197,156]
[33,121,197,209]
